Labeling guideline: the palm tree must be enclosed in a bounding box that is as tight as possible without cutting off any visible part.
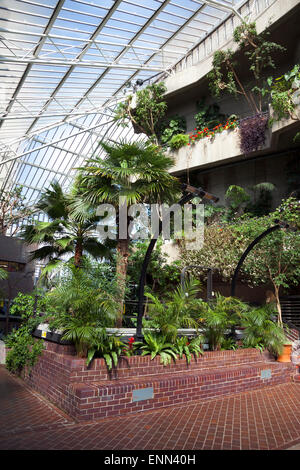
[21,181,110,274]
[74,140,179,327]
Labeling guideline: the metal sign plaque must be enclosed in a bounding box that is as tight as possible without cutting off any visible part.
[132,387,154,402]
[261,369,272,379]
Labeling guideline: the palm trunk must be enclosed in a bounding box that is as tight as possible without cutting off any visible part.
[74,241,83,268]
[116,238,130,328]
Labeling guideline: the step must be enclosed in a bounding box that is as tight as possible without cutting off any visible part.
[67,361,295,422]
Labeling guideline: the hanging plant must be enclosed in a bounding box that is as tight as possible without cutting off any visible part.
[239,113,268,154]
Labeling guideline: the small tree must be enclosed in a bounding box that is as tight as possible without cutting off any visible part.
[114,82,167,144]
[0,186,34,236]
[232,199,300,325]
[208,21,285,114]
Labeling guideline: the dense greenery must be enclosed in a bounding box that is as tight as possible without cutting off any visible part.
[114,82,167,144]
[75,140,179,326]
[21,181,110,274]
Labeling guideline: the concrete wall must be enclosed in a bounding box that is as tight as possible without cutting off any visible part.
[164,0,300,99]
[0,235,35,301]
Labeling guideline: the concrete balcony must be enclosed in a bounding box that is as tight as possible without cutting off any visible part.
[169,109,300,175]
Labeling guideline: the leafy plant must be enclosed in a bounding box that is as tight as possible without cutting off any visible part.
[160,115,187,145]
[5,330,44,374]
[133,332,177,366]
[197,295,249,351]
[240,304,286,356]
[173,335,203,364]
[145,279,201,342]
[194,98,226,130]
[114,82,167,144]
[45,260,118,328]
[21,181,110,273]
[5,293,44,374]
[209,21,285,114]
[239,113,269,154]
[168,133,189,150]
[269,64,300,122]
[61,324,125,369]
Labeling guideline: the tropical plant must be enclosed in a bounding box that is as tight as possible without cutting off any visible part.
[133,332,177,366]
[0,185,34,236]
[45,261,118,327]
[145,279,201,342]
[21,181,109,274]
[61,323,125,369]
[75,140,179,326]
[232,204,300,324]
[114,82,167,144]
[173,335,203,364]
[197,295,249,350]
[240,304,286,356]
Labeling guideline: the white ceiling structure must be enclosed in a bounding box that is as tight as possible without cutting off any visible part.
[0,0,260,209]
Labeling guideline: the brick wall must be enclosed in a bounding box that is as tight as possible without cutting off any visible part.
[23,340,296,422]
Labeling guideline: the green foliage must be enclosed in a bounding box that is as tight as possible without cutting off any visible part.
[209,21,285,114]
[269,64,300,122]
[127,240,182,309]
[240,304,286,356]
[160,115,187,145]
[168,133,189,150]
[133,332,177,366]
[45,260,118,327]
[172,335,203,364]
[145,279,201,342]
[197,295,248,351]
[5,292,44,374]
[194,98,226,130]
[114,82,167,143]
[0,267,8,280]
[77,140,179,208]
[5,330,44,374]
[225,185,251,211]
[21,181,110,274]
[62,324,125,369]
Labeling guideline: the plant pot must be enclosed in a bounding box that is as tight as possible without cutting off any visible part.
[277,343,292,363]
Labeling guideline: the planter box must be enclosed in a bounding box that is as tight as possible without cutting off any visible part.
[23,339,296,422]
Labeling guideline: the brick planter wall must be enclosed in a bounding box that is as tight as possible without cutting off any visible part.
[22,339,297,422]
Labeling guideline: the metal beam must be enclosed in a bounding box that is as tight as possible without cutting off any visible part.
[0,119,115,166]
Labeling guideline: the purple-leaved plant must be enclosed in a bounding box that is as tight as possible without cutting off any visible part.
[239,113,268,154]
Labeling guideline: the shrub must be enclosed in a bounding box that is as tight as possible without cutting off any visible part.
[239,113,268,154]
[168,133,189,150]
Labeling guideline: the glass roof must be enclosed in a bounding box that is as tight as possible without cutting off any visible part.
[0,0,248,208]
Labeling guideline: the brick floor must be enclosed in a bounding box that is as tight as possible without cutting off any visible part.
[1,365,300,450]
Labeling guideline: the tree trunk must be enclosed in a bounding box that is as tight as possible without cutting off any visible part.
[273,285,283,326]
[74,241,83,268]
[116,238,130,328]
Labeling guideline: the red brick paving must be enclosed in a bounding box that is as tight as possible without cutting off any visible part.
[1,366,300,450]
